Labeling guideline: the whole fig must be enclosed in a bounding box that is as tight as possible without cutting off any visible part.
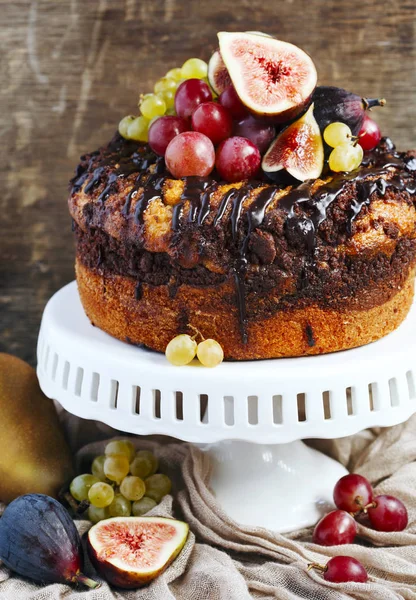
[0,494,99,588]
[312,86,385,135]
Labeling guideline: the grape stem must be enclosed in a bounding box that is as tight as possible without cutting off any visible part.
[350,497,377,516]
[307,562,328,573]
[355,495,364,509]
[62,491,80,514]
[188,324,205,342]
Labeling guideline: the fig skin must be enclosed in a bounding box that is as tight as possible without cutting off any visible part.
[312,86,386,136]
[0,494,99,588]
[87,516,189,589]
[250,92,314,125]
[207,49,231,96]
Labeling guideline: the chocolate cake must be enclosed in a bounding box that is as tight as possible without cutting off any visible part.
[69,134,416,360]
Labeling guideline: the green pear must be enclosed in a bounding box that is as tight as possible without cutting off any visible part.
[0,353,74,503]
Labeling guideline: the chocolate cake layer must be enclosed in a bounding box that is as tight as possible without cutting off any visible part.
[74,223,416,316]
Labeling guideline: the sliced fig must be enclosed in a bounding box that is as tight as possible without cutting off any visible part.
[218,31,317,122]
[87,516,189,589]
[262,103,324,181]
[312,86,386,135]
[208,50,232,95]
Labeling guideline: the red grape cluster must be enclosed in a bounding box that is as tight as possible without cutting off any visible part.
[309,473,408,583]
[148,79,275,182]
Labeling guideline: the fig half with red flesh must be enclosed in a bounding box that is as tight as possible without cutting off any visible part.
[218,32,317,122]
[262,103,324,181]
[87,517,189,589]
[208,50,232,95]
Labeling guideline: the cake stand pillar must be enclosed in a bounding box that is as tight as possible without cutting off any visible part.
[204,440,346,531]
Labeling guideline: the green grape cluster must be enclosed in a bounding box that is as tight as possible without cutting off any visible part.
[68,440,172,522]
[324,122,364,173]
[118,57,209,142]
[166,334,224,367]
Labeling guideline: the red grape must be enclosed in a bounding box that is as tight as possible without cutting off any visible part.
[358,116,382,151]
[215,136,261,182]
[323,556,368,583]
[367,495,408,532]
[233,115,276,154]
[191,102,233,145]
[219,85,248,119]
[333,474,373,513]
[165,131,215,178]
[312,510,357,546]
[175,79,212,119]
[148,116,190,156]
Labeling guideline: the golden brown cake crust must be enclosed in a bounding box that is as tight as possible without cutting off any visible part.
[77,259,415,360]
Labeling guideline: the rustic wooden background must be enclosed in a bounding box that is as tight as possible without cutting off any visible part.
[1,0,415,365]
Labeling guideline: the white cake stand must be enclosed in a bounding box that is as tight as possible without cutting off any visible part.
[36,282,416,532]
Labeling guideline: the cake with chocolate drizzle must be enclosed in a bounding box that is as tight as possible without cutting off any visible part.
[69,32,416,360]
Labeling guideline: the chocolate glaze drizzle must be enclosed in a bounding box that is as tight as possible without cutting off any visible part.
[70,135,416,345]
[172,177,216,231]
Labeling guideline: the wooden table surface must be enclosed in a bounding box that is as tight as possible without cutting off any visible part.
[1,0,415,365]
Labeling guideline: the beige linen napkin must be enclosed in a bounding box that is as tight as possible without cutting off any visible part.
[0,415,415,599]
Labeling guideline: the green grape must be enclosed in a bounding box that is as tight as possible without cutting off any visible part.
[197,339,224,368]
[181,58,208,79]
[88,504,110,523]
[105,440,136,461]
[145,474,172,503]
[132,497,157,516]
[109,493,131,517]
[118,115,135,139]
[329,143,363,173]
[324,122,352,148]
[127,116,150,142]
[88,482,114,508]
[157,90,175,110]
[140,94,166,120]
[120,476,146,501]
[166,107,177,116]
[104,455,130,484]
[139,92,153,105]
[165,67,182,82]
[130,450,159,478]
[91,455,106,481]
[165,334,197,366]
[154,77,177,94]
[69,474,100,502]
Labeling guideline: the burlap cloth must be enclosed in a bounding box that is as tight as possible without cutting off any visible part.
[1,414,416,599]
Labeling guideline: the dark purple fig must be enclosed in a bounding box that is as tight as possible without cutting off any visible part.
[312,86,386,135]
[0,494,99,588]
[207,49,232,96]
[262,104,324,181]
